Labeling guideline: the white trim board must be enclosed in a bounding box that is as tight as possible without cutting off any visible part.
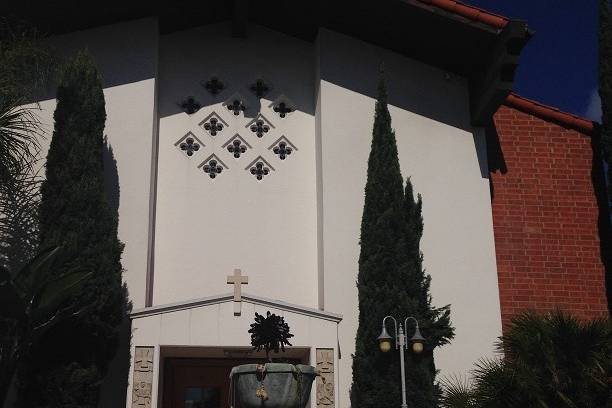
[131,292,343,323]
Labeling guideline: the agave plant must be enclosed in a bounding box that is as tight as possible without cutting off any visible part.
[441,310,611,408]
[248,311,294,362]
[0,246,91,406]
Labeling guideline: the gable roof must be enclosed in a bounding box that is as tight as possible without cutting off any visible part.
[131,292,343,323]
[410,0,509,29]
[504,93,596,136]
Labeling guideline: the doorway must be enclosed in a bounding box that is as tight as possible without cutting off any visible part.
[162,355,306,408]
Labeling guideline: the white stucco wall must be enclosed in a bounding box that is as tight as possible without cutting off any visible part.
[316,29,502,404]
[153,23,318,308]
[23,19,505,408]
[35,18,159,309]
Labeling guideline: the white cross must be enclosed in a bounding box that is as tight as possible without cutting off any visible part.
[227,268,248,316]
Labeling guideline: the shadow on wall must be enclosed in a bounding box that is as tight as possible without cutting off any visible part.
[156,22,315,121]
[590,127,612,313]
[97,138,132,408]
[317,30,473,134]
[103,136,120,216]
[485,118,507,200]
[314,30,490,178]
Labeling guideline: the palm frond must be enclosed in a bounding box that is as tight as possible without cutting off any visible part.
[439,374,476,408]
[0,98,41,183]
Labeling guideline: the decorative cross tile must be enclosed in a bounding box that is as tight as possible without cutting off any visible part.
[204,117,223,136]
[269,96,296,119]
[273,102,293,118]
[180,137,200,156]
[222,134,252,159]
[199,154,228,179]
[175,132,205,157]
[250,162,269,180]
[203,77,224,95]
[268,136,298,161]
[245,156,275,181]
[250,120,269,138]
[227,140,247,158]
[227,99,246,116]
[250,79,270,98]
[204,160,223,178]
[273,142,292,160]
[199,112,229,137]
[179,96,201,114]
[245,114,275,139]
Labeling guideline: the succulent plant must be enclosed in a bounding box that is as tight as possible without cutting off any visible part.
[248,311,294,362]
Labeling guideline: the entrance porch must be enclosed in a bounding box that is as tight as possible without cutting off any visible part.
[127,293,341,408]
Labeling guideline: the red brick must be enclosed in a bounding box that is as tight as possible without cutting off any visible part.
[491,106,608,332]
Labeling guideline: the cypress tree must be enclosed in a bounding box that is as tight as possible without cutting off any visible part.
[16,52,126,407]
[351,73,454,408]
[600,0,612,204]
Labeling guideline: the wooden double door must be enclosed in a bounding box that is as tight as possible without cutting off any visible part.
[163,358,242,408]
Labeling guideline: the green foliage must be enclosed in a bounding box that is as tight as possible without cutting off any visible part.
[0,99,41,184]
[440,311,612,408]
[350,73,454,408]
[0,17,55,101]
[16,52,127,408]
[0,18,54,184]
[601,0,612,203]
[0,246,91,407]
[249,311,294,361]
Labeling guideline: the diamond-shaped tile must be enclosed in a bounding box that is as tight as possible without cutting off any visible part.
[245,155,275,181]
[269,95,296,118]
[245,114,275,138]
[198,154,229,179]
[268,136,298,160]
[199,112,229,137]
[174,132,205,157]
[222,134,252,159]
[223,92,248,116]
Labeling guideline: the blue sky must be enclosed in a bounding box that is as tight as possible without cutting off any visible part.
[467,0,602,121]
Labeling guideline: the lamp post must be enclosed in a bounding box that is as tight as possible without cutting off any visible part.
[377,316,425,408]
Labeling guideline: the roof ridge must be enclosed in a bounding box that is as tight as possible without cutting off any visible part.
[503,92,595,135]
[414,0,509,29]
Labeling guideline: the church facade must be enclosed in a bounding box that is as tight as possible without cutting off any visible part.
[21,1,608,407]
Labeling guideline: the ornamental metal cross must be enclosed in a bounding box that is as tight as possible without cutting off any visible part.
[227,269,248,315]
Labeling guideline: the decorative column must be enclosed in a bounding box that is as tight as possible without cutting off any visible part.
[316,348,335,407]
[131,346,154,408]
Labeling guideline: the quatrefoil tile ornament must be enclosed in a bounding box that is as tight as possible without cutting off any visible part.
[245,156,275,181]
[198,154,229,179]
[223,92,248,116]
[269,95,296,119]
[268,136,298,160]
[178,96,201,115]
[249,78,271,98]
[202,76,225,95]
[245,114,275,138]
[199,112,229,137]
[222,134,252,159]
[174,132,205,157]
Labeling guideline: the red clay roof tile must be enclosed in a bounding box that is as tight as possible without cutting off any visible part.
[415,0,509,29]
[504,93,595,135]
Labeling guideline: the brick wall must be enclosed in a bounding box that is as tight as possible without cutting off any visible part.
[490,105,608,331]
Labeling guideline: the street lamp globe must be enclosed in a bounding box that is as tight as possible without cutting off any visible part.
[377,324,393,353]
[410,326,425,354]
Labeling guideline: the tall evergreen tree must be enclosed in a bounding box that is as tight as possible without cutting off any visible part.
[351,73,454,408]
[16,52,126,407]
[600,0,612,204]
